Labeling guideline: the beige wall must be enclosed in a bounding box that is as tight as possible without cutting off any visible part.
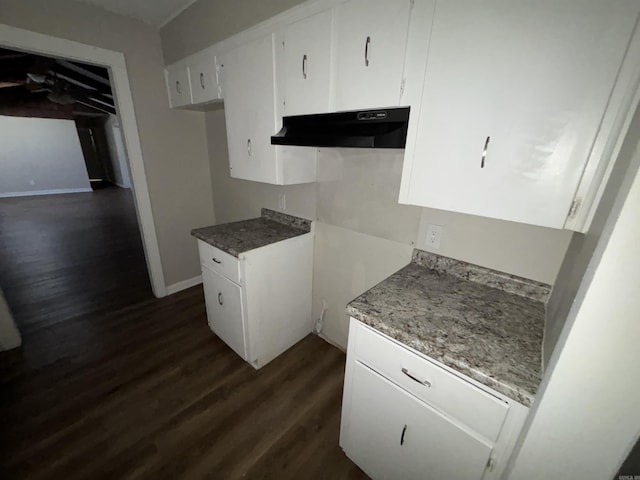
[0,0,215,287]
[161,0,308,64]
[172,0,573,349]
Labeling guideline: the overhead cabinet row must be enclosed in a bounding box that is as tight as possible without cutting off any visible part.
[166,50,222,108]
[165,0,640,232]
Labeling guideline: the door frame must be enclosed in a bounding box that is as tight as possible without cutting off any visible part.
[0,23,167,297]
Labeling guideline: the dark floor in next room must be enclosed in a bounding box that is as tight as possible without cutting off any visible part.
[0,188,366,479]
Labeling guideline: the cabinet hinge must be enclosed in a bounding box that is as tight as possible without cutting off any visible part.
[568,199,581,218]
[399,78,406,100]
[486,455,497,472]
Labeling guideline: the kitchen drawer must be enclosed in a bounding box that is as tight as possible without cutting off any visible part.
[198,240,241,284]
[353,322,508,442]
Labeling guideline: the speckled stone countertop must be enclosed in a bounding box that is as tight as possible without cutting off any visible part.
[191,208,311,257]
[346,250,551,407]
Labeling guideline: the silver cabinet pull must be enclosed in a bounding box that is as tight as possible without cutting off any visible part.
[212,257,221,264]
[218,292,223,305]
[365,36,371,66]
[200,72,205,89]
[302,54,308,79]
[401,367,431,387]
[400,424,407,446]
[247,138,252,156]
[176,80,181,94]
[481,136,490,168]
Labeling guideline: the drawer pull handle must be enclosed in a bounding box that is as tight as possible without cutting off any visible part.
[200,72,205,89]
[302,54,308,79]
[218,292,224,305]
[400,424,407,446]
[401,368,431,387]
[212,257,222,264]
[481,136,490,168]
[364,36,371,67]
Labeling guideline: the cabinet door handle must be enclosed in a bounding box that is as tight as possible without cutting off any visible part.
[400,424,407,446]
[302,54,308,79]
[365,36,371,66]
[481,136,490,168]
[212,257,222,264]
[218,292,224,305]
[401,367,431,387]
[200,72,205,89]
[176,80,181,94]
[247,138,252,156]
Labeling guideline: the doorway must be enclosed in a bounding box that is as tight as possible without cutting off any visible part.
[0,24,166,298]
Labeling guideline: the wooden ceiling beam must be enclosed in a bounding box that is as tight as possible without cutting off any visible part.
[66,61,110,82]
[75,97,116,115]
[52,64,113,96]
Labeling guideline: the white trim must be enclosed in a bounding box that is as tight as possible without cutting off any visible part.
[0,24,168,298]
[0,188,92,198]
[165,274,203,295]
[158,0,200,29]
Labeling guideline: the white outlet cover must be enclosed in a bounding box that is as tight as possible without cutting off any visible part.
[426,224,443,249]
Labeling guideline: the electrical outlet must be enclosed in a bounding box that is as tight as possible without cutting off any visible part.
[425,224,443,249]
[278,193,286,210]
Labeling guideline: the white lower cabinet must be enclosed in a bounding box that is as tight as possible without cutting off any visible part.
[344,362,493,480]
[341,319,529,480]
[197,234,313,369]
[202,266,246,359]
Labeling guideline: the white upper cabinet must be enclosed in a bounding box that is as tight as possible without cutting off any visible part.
[399,0,640,229]
[332,0,413,111]
[221,34,279,184]
[221,34,317,185]
[281,10,332,116]
[188,50,222,104]
[165,64,191,108]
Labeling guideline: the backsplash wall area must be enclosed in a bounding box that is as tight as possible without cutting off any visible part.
[205,108,573,349]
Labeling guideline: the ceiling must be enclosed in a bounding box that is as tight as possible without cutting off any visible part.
[76,0,197,26]
[0,47,116,118]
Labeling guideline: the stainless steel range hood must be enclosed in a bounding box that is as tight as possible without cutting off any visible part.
[271,107,410,149]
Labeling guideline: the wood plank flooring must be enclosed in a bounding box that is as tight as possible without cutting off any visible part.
[0,189,367,479]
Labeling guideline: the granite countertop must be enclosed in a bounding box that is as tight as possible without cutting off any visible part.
[346,250,551,407]
[191,208,312,257]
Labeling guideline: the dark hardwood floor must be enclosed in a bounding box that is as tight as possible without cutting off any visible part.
[0,189,366,479]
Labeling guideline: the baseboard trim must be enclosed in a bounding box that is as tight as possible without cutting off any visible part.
[166,274,203,295]
[0,188,93,198]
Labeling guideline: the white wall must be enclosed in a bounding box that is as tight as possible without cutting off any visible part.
[0,115,91,197]
[1,0,216,287]
[104,115,131,188]
[543,100,640,367]
[506,123,640,480]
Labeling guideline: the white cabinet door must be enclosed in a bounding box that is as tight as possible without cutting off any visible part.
[202,266,247,360]
[343,362,492,480]
[221,34,278,184]
[282,10,332,116]
[402,0,640,228]
[188,52,220,104]
[333,0,413,111]
[165,65,191,107]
